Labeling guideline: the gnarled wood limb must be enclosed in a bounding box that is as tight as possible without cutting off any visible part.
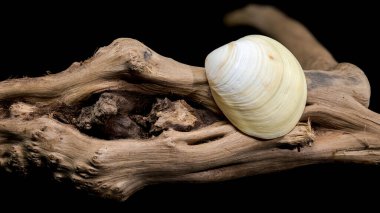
[225,4,337,70]
[0,4,379,201]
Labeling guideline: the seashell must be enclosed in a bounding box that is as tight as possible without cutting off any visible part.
[205,35,307,139]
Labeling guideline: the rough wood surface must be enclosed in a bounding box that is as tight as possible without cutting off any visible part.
[0,4,379,201]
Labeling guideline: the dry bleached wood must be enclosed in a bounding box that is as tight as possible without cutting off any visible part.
[0,4,380,201]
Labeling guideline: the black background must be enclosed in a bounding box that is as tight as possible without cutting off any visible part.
[1,0,379,211]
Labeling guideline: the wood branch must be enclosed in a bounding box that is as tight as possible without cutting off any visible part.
[224,4,337,70]
[0,3,379,201]
[0,40,218,113]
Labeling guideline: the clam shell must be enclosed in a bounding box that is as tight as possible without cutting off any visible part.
[205,35,307,139]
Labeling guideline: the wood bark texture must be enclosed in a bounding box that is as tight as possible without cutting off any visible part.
[0,4,379,201]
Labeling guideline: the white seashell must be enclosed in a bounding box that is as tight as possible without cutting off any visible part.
[205,35,307,139]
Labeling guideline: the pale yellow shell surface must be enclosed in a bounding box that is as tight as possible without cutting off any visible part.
[205,35,307,139]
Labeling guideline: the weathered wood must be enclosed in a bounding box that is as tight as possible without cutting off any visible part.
[0,4,379,201]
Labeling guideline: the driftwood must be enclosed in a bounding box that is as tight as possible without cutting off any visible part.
[0,4,379,201]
